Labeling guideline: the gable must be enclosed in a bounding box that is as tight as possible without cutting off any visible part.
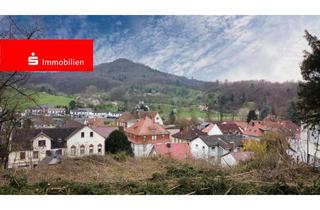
[208,124,223,135]
[66,126,106,144]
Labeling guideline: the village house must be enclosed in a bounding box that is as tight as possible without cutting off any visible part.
[70,108,93,118]
[9,127,77,168]
[116,111,164,129]
[138,111,164,125]
[125,116,170,157]
[165,125,180,142]
[8,125,114,168]
[24,105,66,117]
[199,122,243,136]
[171,127,207,143]
[116,112,136,128]
[288,125,320,167]
[189,134,244,164]
[151,142,192,160]
[243,115,300,141]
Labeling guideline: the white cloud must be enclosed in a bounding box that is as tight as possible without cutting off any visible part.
[53,16,320,82]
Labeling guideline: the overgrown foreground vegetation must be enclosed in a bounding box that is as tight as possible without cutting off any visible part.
[0,154,320,195]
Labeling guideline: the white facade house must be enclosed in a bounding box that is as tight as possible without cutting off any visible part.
[189,135,244,164]
[289,125,320,167]
[153,113,164,125]
[207,124,223,135]
[8,128,75,168]
[70,108,121,119]
[8,125,112,168]
[190,137,228,164]
[66,126,106,156]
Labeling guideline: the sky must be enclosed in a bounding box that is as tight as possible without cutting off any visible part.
[10,16,320,82]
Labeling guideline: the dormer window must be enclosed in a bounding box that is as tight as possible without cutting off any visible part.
[38,140,46,147]
[90,132,93,137]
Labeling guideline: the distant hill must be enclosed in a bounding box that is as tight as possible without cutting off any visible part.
[26,58,298,116]
[27,58,207,94]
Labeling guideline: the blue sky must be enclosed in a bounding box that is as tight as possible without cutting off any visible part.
[9,16,320,82]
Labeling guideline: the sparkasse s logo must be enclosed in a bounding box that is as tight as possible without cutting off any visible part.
[0,40,93,72]
[28,52,39,66]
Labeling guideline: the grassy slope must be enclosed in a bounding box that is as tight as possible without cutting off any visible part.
[1,156,320,195]
[20,91,74,109]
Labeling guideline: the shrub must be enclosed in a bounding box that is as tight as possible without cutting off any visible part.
[105,130,133,155]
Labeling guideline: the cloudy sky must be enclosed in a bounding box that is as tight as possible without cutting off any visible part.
[13,16,320,82]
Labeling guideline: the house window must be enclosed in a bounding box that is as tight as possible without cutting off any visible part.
[20,152,26,160]
[71,145,76,156]
[81,132,85,138]
[38,140,46,147]
[98,144,102,154]
[89,144,94,154]
[56,149,62,155]
[152,135,157,141]
[80,145,85,155]
[33,151,39,159]
[46,150,52,157]
[90,132,93,137]
[143,136,146,141]
[195,144,198,147]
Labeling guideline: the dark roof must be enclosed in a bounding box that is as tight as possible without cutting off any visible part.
[218,123,242,134]
[199,135,244,149]
[172,127,207,141]
[11,127,78,151]
[63,119,83,128]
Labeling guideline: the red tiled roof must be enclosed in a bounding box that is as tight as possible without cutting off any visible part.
[201,123,214,133]
[243,121,265,137]
[218,122,242,134]
[233,121,248,130]
[125,116,169,136]
[243,118,300,138]
[153,143,192,160]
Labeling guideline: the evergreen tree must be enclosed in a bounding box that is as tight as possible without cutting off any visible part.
[247,110,258,123]
[105,130,133,155]
[285,101,300,125]
[298,31,320,128]
[69,100,76,110]
[168,109,176,124]
[259,106,271,120]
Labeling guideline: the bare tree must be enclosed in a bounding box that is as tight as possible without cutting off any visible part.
[0,16,41,169]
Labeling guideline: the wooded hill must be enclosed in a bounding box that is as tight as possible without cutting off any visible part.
[26,58,298,116]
